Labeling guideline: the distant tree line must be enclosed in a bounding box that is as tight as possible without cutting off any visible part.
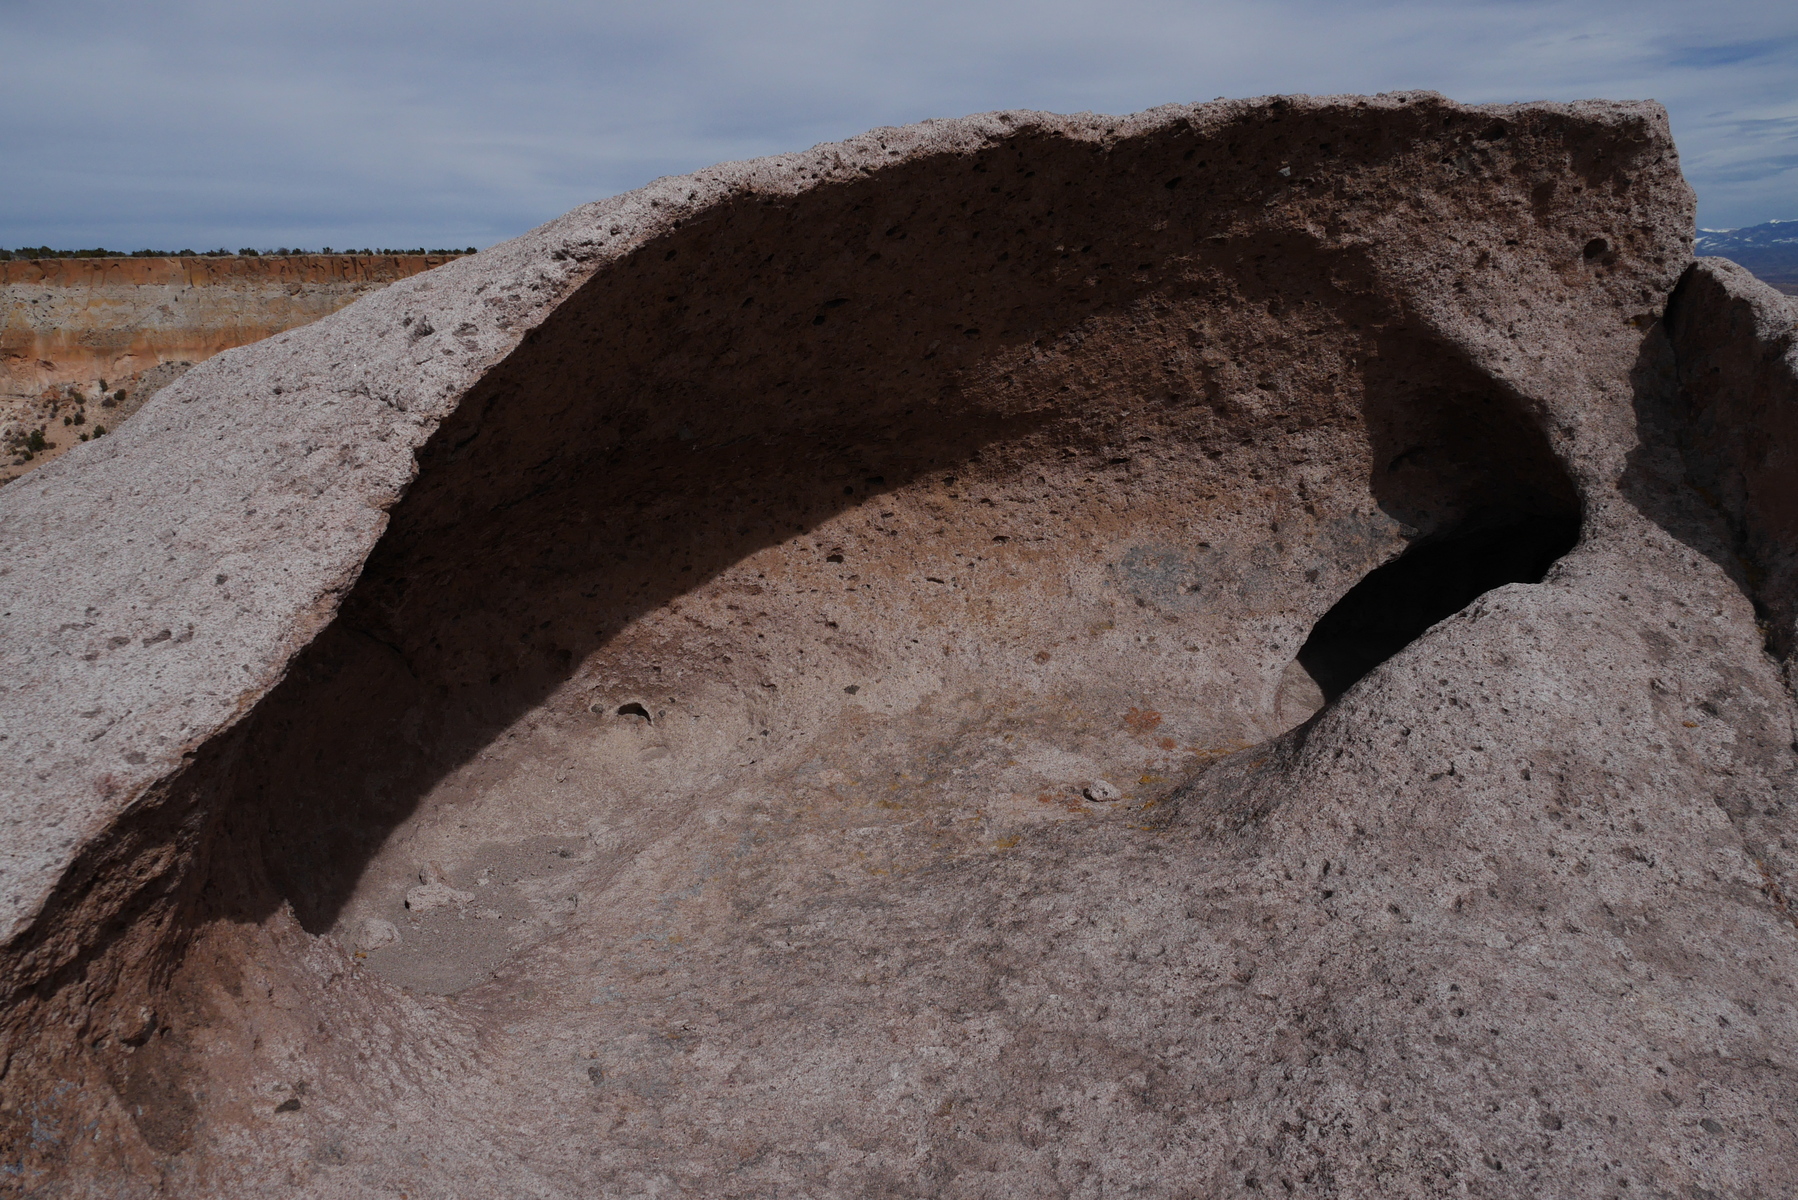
[0,246,478,261]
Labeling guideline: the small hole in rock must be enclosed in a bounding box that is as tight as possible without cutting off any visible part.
[616,702,652,722]
[1295,516,1579,701]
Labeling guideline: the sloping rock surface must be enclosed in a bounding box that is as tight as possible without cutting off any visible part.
[1,255,460,485]
[0,253,461,401]
[3,93,1797,1197]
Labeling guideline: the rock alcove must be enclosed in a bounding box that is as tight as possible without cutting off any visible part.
[197,134,1584,997]
[7,94,1797,1197]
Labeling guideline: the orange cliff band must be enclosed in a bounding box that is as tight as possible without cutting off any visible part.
[1,254,457,399]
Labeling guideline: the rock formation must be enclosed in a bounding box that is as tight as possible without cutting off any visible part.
[2,92,1795,1196]
[1,255,460,484]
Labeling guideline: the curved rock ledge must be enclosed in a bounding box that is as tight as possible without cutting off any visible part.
[3,92,1796,1195]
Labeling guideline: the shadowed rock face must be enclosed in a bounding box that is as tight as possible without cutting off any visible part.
[1664,257,1798,656]
[3,93,1796,1196]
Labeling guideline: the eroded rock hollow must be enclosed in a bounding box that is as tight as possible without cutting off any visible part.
[3,93,1797,1196]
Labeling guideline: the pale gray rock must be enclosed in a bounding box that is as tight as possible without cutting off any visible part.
[352,917,399,952]
[402,882,473,913]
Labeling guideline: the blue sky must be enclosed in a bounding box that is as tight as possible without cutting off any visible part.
[1,0,1792,250]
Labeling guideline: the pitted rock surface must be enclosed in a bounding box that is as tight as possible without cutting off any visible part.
[3,92,1797,1196]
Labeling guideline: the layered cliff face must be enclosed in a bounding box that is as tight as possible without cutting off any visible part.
[2,94,1796,1197]
[0,255,458,483]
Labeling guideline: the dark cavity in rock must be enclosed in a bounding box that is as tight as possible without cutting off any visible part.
[1295,515,1581,700]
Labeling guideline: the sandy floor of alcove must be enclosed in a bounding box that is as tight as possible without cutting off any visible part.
[331,451,1375,998]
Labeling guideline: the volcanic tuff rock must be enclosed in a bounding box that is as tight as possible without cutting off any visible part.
[2,92,1797,1196]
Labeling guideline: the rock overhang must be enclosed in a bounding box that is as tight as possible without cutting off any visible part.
[1,88,1694,950]
[8,92,1797,1196]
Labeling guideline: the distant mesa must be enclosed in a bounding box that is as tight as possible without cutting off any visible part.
[0,246,478,261]
[1,249,473,483]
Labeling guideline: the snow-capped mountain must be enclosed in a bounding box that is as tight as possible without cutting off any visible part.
[1694,219,1798,292]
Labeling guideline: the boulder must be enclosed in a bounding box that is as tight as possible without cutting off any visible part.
[3,92,1796,1196]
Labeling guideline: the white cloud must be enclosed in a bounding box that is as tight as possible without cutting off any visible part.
[1,0,1792,248]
